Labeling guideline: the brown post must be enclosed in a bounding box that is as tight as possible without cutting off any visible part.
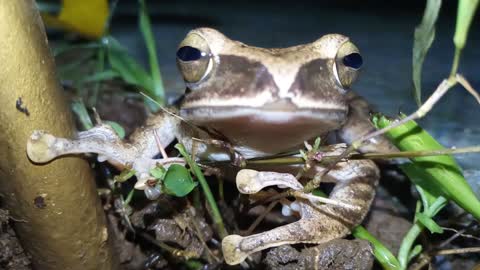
[0,0,117,269]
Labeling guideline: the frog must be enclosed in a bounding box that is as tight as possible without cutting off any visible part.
[27,28,397,265]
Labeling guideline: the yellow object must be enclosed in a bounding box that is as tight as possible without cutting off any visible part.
[42,0,109,38]
[0,0,117,268]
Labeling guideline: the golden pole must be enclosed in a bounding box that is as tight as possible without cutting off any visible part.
[0,1,117,269]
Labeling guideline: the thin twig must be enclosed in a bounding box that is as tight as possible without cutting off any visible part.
[244,200,279,236]
[242,145,480,166]
[438,223,480,249]
[153,129,168,159]
[434,247,480,256]
[456,74,480,104]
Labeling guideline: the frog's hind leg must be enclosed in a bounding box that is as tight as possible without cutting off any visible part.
[222,159,379,265]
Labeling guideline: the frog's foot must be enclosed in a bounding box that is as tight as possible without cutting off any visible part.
[27,125,135,165]
[27,125,184,190]
[222,160,379,265]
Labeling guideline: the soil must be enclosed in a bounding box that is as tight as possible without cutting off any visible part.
[0,208,31,270]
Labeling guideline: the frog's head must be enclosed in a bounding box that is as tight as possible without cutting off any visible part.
[176,28,363,153]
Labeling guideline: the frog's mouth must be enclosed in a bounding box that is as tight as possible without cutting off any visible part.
[180,106,347,124]
[180,105,347,154]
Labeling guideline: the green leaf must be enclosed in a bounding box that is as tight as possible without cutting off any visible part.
[408,244,423,263]
[403,164,444,208]
[150,165,166,179]
[138,0,165,107]
[104,120,126,139]
[114,168,136,183]
[103,36,154,93]
[373,115,480,220]
[412,0,442,106]
[124,188,135,205]
[80,69,119,83]
[416,212,443,234]
[163,164,197,197]
[352,226,401,270]
[454,0,479,50]
[71,99,93,130]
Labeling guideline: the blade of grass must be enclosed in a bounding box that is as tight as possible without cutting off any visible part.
[451,0,479,77]
[138,0,164,107]
[103,36,154,93]
[175,143,228,239]
[71,99,93,130]
[412,0,442,106]
[352,226,401,270]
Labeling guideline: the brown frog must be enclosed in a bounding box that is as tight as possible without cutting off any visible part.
[27,28,396,265]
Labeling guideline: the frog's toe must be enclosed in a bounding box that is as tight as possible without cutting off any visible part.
[236,169,303,194]
[27,131,61,163]
[222,235,249,265]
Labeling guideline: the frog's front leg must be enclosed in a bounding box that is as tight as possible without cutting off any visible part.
[222,159,379,265]
[27,112,182,189]
[339,92,398,153]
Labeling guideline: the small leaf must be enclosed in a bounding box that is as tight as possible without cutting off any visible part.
[313,137,321,151]
[163,164,197,197]
[412,0,442,106]
[416,212,443,234]
[150,166,166,179]
[408,245,423,263]
[104,120,125,139]
[114,168,136,183]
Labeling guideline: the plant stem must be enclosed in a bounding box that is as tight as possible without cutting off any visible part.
[176,144,228,239]
[449,48,462,79]
[352,226,401,270]
[398,223,423,269]
[242,145,480,166]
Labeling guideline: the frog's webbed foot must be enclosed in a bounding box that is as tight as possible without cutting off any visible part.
[222,160,379,265]
[27,122,183,190]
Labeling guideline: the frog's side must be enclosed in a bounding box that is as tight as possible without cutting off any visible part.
[26,28,396,265]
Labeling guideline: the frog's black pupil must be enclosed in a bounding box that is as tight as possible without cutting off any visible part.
[176,46,203,61]
[343,53,363,69]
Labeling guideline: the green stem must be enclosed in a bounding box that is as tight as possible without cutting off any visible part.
[176,144,228,239]
[449,48,462,79]
[398,223,423,269]
[88,47,105,106]
[352,226,401,270]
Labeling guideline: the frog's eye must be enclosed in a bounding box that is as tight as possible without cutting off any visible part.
[176,33,213,84]
[343,53,363,69]
[334,41,361,89]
